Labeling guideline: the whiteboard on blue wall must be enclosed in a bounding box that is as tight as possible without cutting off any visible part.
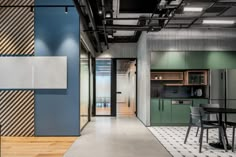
[0,57,67,89]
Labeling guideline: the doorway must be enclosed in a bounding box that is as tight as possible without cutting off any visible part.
[94,58,137,117]
[116,59,137,116]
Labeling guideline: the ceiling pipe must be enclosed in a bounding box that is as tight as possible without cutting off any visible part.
[72,0,98,53]
[164,0,185,28]
[83,0,103,53]
[187,1,218,28]
[104,17,169,21]
[101,0,109,49]
[97,25,161,31]
[103,15,236,21]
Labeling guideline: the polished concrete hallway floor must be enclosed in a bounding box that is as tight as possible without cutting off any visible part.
[64,117,171,157]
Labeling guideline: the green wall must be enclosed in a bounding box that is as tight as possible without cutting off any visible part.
[151,52,236,70]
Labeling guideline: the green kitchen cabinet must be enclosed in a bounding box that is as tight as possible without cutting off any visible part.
[161,99,172,123]
[151,99,161,124]
[185,52,208,69]
[167,52,186,69]
[172,104,190,124]
[193,99,209,107]
[151,52,169,69]
[207,52,236,69]
[151,52,185,69]
[151,51,236,70]
[151,99,172,125]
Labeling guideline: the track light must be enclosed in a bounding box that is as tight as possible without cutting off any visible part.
[98,10,103,15]
[105,12,112,18]
[65,6,68,14]
[203,20,235,25]
[30,6,34,13]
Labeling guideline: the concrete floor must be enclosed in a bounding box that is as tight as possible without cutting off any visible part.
[64,117,171,157]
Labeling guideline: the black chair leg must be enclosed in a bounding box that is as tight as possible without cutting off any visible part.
[199,128,204,153]
[223,125,229,145]
[184,125,191,144]
[196,127,199,137]
[220,127,228,152]
[206,129,209,143]
[232,126,235,152]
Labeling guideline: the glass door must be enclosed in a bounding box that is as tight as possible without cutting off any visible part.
[95,59,111,115]
[116,59,136,116]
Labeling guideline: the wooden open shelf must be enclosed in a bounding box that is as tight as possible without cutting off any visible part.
[151,70,208,86]
[165,84,184,86]
[151,72,184,81]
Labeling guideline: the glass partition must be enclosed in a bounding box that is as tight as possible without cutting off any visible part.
[80,46,89,129]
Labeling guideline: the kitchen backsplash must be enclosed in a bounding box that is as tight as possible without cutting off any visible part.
[151,81,208,98]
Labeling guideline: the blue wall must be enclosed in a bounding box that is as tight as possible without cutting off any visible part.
[34,1,80,136]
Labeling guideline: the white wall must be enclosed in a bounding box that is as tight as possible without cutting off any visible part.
[137,32,150,126]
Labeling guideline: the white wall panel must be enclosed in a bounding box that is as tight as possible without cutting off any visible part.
[0,57,67,89]
[33,57,67,89]
[0,57,33,89]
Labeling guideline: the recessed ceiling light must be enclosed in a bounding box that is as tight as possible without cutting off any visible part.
[203,20,235,25]
[105,12,112,18]
[98,10,102,15]
[184,7,203,12]
[108,35,114,39]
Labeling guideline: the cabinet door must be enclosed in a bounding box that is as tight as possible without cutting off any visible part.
[193,99,209,107]
[167,52,186,69]
[185,52,207,69]
[151,52,168,69]
[172,105,190,124]
[151,52,186,69]
[161,99,172,123]
[151,99,161,125]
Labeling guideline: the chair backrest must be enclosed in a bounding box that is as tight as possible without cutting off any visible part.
[199,103,220,108]
[199,103,219,121]
[190,107,204,126]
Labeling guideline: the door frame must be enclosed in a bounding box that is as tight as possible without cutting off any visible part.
[93,58,138,117]
[111,58,138,117]
[80,41,94,131]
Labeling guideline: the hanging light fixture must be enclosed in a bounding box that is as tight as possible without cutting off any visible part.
[30,6,34,12]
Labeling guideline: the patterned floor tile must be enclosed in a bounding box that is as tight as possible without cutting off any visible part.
[148,127,236,157]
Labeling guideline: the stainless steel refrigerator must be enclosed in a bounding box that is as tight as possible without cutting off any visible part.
[210,69,236,122]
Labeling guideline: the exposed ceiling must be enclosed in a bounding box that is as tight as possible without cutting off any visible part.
[74,0,236,52]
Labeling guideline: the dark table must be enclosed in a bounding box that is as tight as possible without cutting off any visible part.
[203,107,236,150]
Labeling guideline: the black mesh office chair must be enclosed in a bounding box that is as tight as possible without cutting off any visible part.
[184,107,227,153]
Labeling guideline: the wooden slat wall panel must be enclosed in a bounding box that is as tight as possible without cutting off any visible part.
[0,0,34,136]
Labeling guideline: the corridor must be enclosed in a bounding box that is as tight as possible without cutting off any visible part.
[64,117,171,157]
